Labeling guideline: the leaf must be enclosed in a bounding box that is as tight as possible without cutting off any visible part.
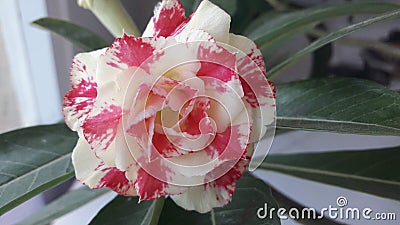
[0,124,77,215]
[260,147,400,201]
[268,8,400,77]
[276,78,400,136]
[158,173,281,225]
[16,187,109,225]
[308,26,333,78]
[32,18,111,51]
[89,196,158,225]
[231,0,272,33]
[210,0,237,16]
[90,173,280,225]
[247,2,400,50]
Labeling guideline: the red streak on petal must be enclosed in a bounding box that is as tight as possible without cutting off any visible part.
[107,35,162,72]
[152,0,186,37]
[205,124,249,161]
[83,105,122,151]
[100,167,135,196]
[196,44,237,82]
[63,79,97,128]
[135,168,169,200]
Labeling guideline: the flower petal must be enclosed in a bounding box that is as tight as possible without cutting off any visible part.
[175,0,231,43]
[72,136,136,196]
[104,34,164,72]
[143,0,186,38]
[63,49,105,131]
[170,158,248,213]
[228,34,276,141]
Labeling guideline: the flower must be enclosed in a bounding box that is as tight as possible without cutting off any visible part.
[63,0,275,213]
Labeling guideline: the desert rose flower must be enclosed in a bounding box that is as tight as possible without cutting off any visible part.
[63,0,276,213]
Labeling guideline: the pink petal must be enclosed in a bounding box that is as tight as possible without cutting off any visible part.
[170,159,248,213]
[100,167,137,196]
[228,34,276,141]
[134,166,185,201]
[173,0,231,43]
[196,43,236,83]
[105,34,164,72]
[63,50,104,131]
[72,136,136,196]
[143,0,186,38]
[82,104,122,153]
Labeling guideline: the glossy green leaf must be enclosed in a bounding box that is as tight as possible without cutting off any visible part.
[16,187,109,225]
[32,18,110,51]
[231,0,272,33]
[268,8,400,77]
[0,124,77,215]
[184,0,237,16]
[261,147,400,201]
[247,2,400,50]
[89,196,159,225]
[276,78,400,135]
[90,173,280,225]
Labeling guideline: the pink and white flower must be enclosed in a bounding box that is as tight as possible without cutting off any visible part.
[63,0,275,213]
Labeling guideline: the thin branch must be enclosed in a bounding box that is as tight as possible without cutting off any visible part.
[308,28,400,62]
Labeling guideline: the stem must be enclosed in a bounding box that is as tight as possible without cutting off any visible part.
[149,197,166,225]
[271,187,345,225]
[78,0,141,37]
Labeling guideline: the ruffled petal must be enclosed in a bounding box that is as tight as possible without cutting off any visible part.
[228,34,276,142]
[175,0,231,43]
[104,34,164,73]
[63,49,105,131]
[72,136,136,196]
[170,158,248,213]
[143,0,186,38]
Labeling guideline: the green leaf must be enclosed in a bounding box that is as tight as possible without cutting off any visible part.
[268,8,400,77]
[32,18,111,51]
[184,0,237,16]
[158,173,281,225]
[247,2,400,50]
[0,124,77,215]
[276,78,400,135]
[308,26,333,78]
[89,196,158,225]
[210,0,237,16]
[231,0,272,34]
[90,173,280,225]
[16,187,109,225]
[261,147,400,201]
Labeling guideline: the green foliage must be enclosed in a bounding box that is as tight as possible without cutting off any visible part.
[276,78,400,135]
[16,187,109,225]
[0,124,77,215]
[32,18,111,51]
[262,147,400,200]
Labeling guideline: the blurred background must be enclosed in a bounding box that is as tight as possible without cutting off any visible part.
[0,0,399,224]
